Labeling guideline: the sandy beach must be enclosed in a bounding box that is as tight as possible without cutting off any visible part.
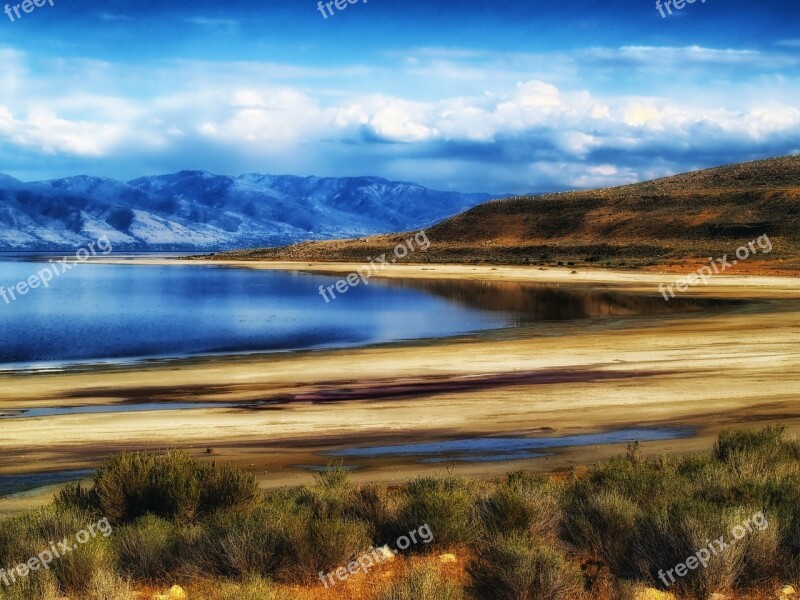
[1,261,799,515]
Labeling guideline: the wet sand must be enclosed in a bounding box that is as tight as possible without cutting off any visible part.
[1,262,799,514]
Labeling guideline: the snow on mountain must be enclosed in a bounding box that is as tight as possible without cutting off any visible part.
[0,171,494,250]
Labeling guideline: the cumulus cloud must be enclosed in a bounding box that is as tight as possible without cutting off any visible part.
[0,105,123,156]
[0,44,798,192]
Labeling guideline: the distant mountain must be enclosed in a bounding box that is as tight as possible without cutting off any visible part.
[232,155,800,272]
[0,171,494,250]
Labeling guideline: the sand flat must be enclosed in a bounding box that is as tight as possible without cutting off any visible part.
[1,261,799,513]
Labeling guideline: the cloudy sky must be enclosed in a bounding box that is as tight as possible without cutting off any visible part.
[0,0,798,193]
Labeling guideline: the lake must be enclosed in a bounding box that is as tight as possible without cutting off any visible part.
[0,258,734,370]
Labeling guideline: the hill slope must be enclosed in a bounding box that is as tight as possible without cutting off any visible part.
[227,155,800,271]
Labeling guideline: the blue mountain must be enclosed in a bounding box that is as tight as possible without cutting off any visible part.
[0,171,494,250]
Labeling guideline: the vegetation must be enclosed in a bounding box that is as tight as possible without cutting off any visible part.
[1,427,798,599]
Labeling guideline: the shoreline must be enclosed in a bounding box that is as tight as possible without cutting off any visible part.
[92,257,800,299]
[1,260,799,514]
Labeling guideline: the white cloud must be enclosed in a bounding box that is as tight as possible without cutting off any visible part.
[0,44,799,191]
[0,105,122,155]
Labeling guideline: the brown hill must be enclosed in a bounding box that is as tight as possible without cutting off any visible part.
[213,155,800,272]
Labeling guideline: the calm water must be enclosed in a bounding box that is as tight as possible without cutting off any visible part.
[0,470,94,498]
[325,427,690,463]
[0,259,733,370]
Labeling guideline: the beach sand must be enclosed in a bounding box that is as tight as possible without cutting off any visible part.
[1,261,799,514]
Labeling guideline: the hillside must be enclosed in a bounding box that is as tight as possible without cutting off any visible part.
[219,155,800,272]
[0,172,492,251]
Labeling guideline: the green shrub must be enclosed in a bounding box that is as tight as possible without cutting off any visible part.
[783,513,800,581]
[93,451,259,524]
[563,486,641,575]
[738,511,781,587]
[84,569,135,600]
[201,461,263,516]
[400,476,477,549]
[714,426,791,461]
[352,483,402,541]
[115,515,180,582]
[631,500,745,598]
[468,533,584,600]
[52,534,114,595]
[478,474,560,540]
[55,482,100,514]
[0,569,60,600]
[193,508,287,579]
[0,505,94,563]
[714,426,800,478]
[0,505,108,596]
[314,462,352,490]
[581,456,688,513]
[292,480,356,522]
[378,562,463,600]
[286,514,372,583]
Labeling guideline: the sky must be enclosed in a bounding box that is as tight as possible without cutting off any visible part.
[0,0,798,193]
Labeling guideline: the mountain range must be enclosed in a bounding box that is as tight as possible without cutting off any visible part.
[0,171,494,250]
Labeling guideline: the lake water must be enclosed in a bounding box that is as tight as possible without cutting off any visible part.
[0,258,734,370]
[325,427,691,464]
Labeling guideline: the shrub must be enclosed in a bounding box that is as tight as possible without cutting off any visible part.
[378,561,463,600]
[193,508,287,579]
[314,462,352,490]
[0,570,60,600]
[738,511,781,588]
[55,482,100,514]
[580,456,688,514]
[563,486,641,575]
[714,426,790,461]
[93,451,259,524]
[201,461,262,515]
[631,500,745,598]
[115,515,180,582]
[478,474,560,540]
[0,505,94,563]
[84,569,135,600]
[285,514,372,583]
[400,476,477,549]
[714,426,800,478]
[352,483,402,541]
[291,466,357,521]
[0,505,108,596]
[52,534,114,595]
[468,533,584,600]
[783,513,800,581]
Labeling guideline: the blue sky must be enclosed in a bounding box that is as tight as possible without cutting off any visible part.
[0,0,798,193]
